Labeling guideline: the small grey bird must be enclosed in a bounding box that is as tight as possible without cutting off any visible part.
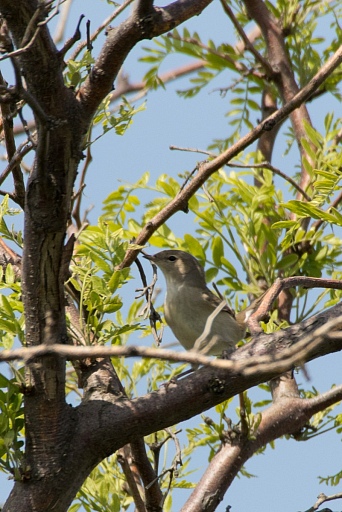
[143,250,253,356]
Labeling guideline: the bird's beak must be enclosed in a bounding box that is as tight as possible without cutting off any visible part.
[142,253,155,261]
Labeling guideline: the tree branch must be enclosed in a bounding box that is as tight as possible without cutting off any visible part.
[242,0,315,201]
[0,71,26,207]
[117,445,147,512]
[77,0,214,121]
[69,0,135,61]
[130,438,163,512]
[1,304,342,382]
[305,491,342,512]
[120,42,342,268]
[220,0,273,76]
[181,384,342,512]
[231,160,311,201]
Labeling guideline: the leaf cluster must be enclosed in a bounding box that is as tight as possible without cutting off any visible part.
[140,0,341,151]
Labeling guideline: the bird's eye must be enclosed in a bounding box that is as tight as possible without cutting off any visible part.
[168,256,177,261]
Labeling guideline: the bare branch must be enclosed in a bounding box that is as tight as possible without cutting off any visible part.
[193,300,228,354]
[169,145,215,157]
[135,255,164,346]
[0,25,41,62]
[247,276,342,335]
[0,238,21,279]
[69,0,135,61]
[71,142,92,230]
[305,491,342,512]
[58,14,84,59]
[53,0,73,44]
[0,139,33,190]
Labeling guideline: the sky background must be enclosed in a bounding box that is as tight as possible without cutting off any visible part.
[1,1,342,511]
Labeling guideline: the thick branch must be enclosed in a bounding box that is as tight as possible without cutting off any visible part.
[77,0,214,121]
[0,301,341,389]
[181,384,342,512]
[0,1,88,496]
[65,307,342,509]
[0,0,67,108]
[4,300,342,512]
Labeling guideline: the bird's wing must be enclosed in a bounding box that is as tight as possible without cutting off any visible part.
[201,288,236,318]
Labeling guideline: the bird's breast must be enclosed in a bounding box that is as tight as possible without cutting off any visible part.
[163,284,244,353]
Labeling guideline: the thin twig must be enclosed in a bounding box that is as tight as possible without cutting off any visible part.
[136,255,164,345]
[228,160,312,201]
[0,140,33,186]
[169,145,216,157]
[53,0,73,43]
[0,189,16,201]
[0,71,26,207]
[145,427,183,506]
[178,164,200,194]
[10,57,50,126]
[248,276,342,335]
[37,0,63,28]
[193,300,228,354]
[69,0,135,61]
[20,1,51,46]
[164,428,182,467]
[72,142,92,229]
[18,107,35,144]
[220,0,274,77]
[0,1,52,62]
[58,14,84,59]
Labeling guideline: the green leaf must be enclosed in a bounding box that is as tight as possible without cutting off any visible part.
[184,234,206,260]
[108,269,130,293]
[5,264,15,285]
[211,236,224,266]
[303,120,323,148]
[282,200,339,224]
[272,220,298,229]
[301,138,317,163]
[205,267,218,282]
[275,254,299,270]
[221,257,238,278]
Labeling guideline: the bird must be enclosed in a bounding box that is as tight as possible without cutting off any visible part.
[143,249,256,356]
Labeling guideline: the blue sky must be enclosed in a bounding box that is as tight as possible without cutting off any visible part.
[1,1,341,511]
